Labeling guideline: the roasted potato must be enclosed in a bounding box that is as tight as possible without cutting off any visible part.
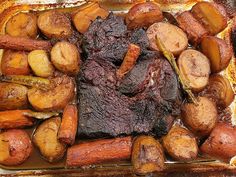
[162,125,198,161]
[28,50,54,77]
[0,129,32,166]
[181,97,218,136]
[125,2,163,30]
[132,136,165,175]
[33,117,67,162]
[201,123,236,161]
[176,11,208,45]
[5,12,38,38]
[147,22,188,56]
[50,42,80,75]
[201,36,233,73]
[37,10,72,39]
[72,3,109,34]
[177,49,211,92]
[1,50,30,75]
[191,2,227,35]
[202,74,234,108]
[28,75,75,111]
[0,82,28,110]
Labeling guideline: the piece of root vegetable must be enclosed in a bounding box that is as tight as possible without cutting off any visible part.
[126,2,163,30]
[58,104,78,145]
[201,36,233,73]
[132,135,165,175]
[191,1,227,35]
[147,22,188,56]
[37,10,72,39]
[0,110,34,129]
[0,35,52,51]
[177,49,211,92]
[1,50,30,76]
[181,97,218,136]
[116,43,140,79]
[28,50,54,78]
[66,136,132,167]
[5,12,38,38]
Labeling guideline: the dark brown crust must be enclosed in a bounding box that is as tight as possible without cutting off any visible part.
[66,136,132,167]
[176,11,209,45]
[0,35,52,51]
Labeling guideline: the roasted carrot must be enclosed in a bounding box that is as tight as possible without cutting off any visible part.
[66,136,132,167]
[0,35,52,51]
[116,44,140,79]
[0,110,34,129]
[58,104,78,145]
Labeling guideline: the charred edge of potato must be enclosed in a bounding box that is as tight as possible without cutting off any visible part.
[162,125,198,161]
[181,97,218,136]
[50,42,80,75]
[33,117,67,163]
[132,136,165,175]
[201,36,233,73]
[37,10,72,39]
[28,50,54,78]
[28,75,75,111]
[72,3,109,34]
[0,82,28,111]
[1,50,30,76]
[5,12,38,38]
[125,2,163,30]
[0,129,32,166]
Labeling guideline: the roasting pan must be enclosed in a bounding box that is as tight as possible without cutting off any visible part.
[0,0,236,176]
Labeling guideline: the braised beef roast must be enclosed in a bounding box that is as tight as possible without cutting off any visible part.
[78,13,183,138]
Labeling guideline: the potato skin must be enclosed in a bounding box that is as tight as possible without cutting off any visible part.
[33,117,67,162]
[51,42,80,75]
[201,36,233,73]
[5,12,38,38]
[201,123,236,161]
[28,75,75,111]
[37,10,72,39]
[1,50,30,76]
[0,129,32,166]
[181,97,217,136]
[132,136,165,175]
[162,125,198,161]
[126,2,163,30]
[0,82,28,110]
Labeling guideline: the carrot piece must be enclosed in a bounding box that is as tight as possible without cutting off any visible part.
[0,110,34,129]
[58,104,78,145]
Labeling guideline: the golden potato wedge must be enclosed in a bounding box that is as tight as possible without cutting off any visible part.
[28,50,54,77]
[125,2,163,30]
[201,36,233,73]
[33,117,67,162]
[50,42,80,75]
[0,82,28,110]
[191,2,227,35]
[37,10,72,39]
[181,97,218,136]
[162,125,198,161]
[1,50,30,76]
[72,3,109,34]
[132,136,165,175]
[177,49,211,92]
[28,75,75,111]
[0,129,32,166]
[5,12,38,38]
[147,22,188,56]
